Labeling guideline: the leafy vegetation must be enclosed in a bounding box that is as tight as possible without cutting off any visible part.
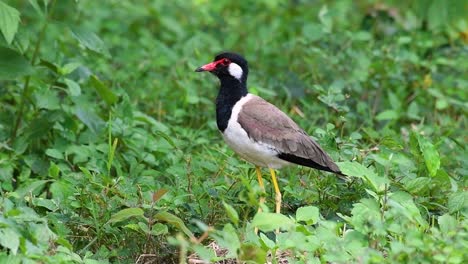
[0,0,467,263]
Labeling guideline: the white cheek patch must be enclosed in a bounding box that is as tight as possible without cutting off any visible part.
[228,63,243,80]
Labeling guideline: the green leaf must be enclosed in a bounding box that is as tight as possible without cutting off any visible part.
[404,177,431,194]
[448,192,468,214]
[151,223,168,236]
[153,130,176,148]
[376,110,399,121]
[259,233,275,249]
[35,88,60,110]
[64,78,81,96]
[0,228,20,255]
[344,198,381,234]
[154,211,194,238]
[428,0,448,31]
[15,179,50,198]
[59,62,81,75]
[108,208,145,224]
[222,201,239,226]
[213,224,240,258]
[28,0,43,16]
[89,75,118,105]
[438,214,457,234]
[337,161,389,192]
[390,192,428,228]
[75,107,105,134]
[70,26,110,57]
[48,161,60,178]
[417,135,440,177]
[302,23,324,42]
[45,148,64,160]
[0,46,32,80]
[137,221,150,234]
[33,197,59,211]
[252,212,294,232]
[0,1,20,44]
[296,206,320,224]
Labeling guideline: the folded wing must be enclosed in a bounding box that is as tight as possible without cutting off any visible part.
[237,95,343,175]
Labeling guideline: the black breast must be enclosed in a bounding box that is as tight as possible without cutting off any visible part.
[215,99,233,132]
[215,77,248,132]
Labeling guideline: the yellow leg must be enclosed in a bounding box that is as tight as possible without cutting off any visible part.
[269,168,282,234]
[255,166,266,210]
[255,166,265,235]
[269,168,282,215]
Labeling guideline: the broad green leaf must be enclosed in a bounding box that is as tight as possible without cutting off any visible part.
[154,211,194,238]
[33,197,59,211]
[222,201,239,226]
[0,46,32,80]
[407,101,420,120]
[70,26,110,57]
[352,31,372,41]
[35,88,60,110]
[296,206,320,224]
[448,191,467,214]
[337,161,389,192]
[417,135,440,177]
[123,223,139,232]
[45,148,64,159]
[0,228,19,254]
[376,110,399,121]
[390,191,428,228]
[438,214,457,234]
[134,111,170,132]
[302,23,324,42]
[137,221,150,234]
[15,179,50,198]
[64,78,81,96]
[50,180,74,203]
[90,75,118,105]
[0,1,20,44]
[108,208,145,224]
[151,223,168,236]
[345,198,381,234]
[192,244,217,262]
[259,233,275,249]
[252,212,294,232]
[212,224,240,258]
[436,98,448,109]
[60,62,81,75]
[48,161,60,178]
[75,107,105,134]
[404,177,431,194]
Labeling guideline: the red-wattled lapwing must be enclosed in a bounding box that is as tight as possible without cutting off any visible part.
[195,52,344,217]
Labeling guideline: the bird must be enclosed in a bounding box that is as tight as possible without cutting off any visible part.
[195,52,344,219]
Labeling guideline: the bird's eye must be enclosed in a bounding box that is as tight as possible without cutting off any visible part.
[221,58,231,66]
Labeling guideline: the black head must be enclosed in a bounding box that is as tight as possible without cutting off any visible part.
[195,52,249,83]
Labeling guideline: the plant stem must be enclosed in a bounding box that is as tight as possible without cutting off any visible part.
[11,0,57,142]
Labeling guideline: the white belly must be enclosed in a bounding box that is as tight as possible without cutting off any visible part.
[222,94,290,169]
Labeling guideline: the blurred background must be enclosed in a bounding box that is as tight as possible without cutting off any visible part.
[1,0,467,263]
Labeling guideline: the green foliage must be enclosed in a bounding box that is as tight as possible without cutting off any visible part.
[0,0,467,263]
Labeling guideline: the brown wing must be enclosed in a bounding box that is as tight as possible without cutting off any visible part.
[238,95,342,175]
